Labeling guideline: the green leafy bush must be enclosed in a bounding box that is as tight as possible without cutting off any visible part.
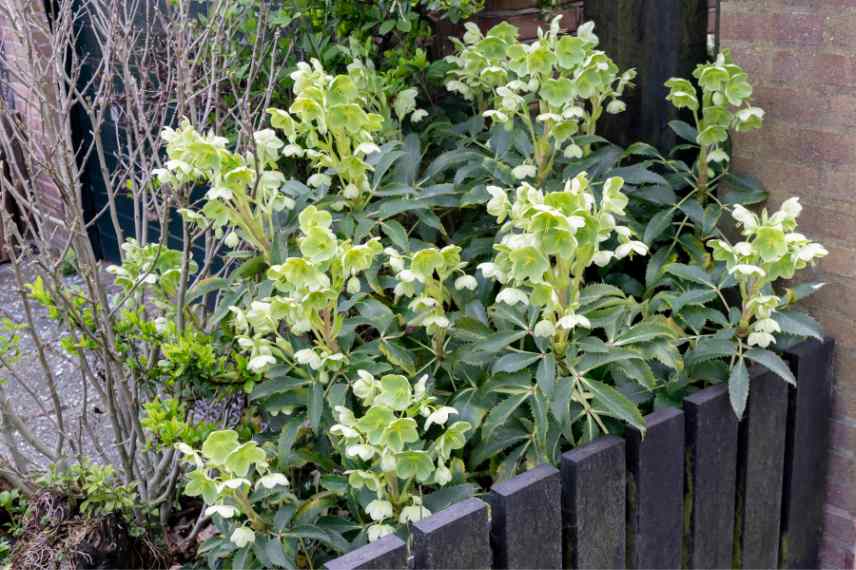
[19,13,827,570]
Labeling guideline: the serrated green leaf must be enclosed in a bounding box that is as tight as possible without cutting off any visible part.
[492,352,542,374]
[474,330,528,353]
[666,263,716,288]
[686,338,737,366]
[643,208,675,245]
[614,318,677,346]
[773,310,823,341]
[729,358,749,418]
[482,393,530,440]
[584,378,646,431]
[745,348,796,385]
[670,288,717,314]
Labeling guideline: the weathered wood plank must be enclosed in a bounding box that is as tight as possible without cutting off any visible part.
[683,384,739,569]
[583,0,709,151]
[412,497,492,569]
[780,337,836,569]
[626,407,685,569]
[324,534,408,570]
[487,463,562,569]
[560,435,626,569]
[733,367,789,569]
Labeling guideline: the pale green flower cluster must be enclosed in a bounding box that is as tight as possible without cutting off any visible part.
[709,198,827,347]
[229,205,382,375]
[479,172,645,340]
[446,17,634,173]
[176,430,290,549]
[386,245,477,337]
[330,372,470,541]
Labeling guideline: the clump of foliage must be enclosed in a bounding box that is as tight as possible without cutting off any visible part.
[6,8,829,570]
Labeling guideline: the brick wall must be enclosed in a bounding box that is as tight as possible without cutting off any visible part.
[0,1,64,226]
[721,2,856,568]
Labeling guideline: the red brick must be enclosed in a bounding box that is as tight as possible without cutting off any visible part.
[774,12,825,47]
[753,84,827,124]
[826,14,856,50]
[819,538,855,570]
[774,49,815,84]
[827,480,856,513]
[767,124,856,166]
[720,12,773,42]
[821,244,856,279]
[813,53,856,88]
[823,507,856,546]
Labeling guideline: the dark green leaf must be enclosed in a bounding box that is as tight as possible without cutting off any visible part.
[744,348,796,385]
[492,352,542,374]
[772,310,824,341]
[729,358,749,418]
[482,393,530,439]
[668,120,699,144]
[584,378,646,431]
[643,208,675,245]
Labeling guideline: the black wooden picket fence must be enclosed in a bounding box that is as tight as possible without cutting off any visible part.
[324,338,835,570]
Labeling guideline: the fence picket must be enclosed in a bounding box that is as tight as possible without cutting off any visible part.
[412,497,492,569]
[780,338,836,569]
[734,368,789,569]
[626,407,685,569]
[683,384,739,569]
[560,435,626,569]
[487,463,562,569]
[323,534,408,570]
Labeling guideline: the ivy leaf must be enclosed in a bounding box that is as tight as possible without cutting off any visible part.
[584,378,646,432]
[729,358,750,419]
[225,442,268,477]
[492,352,542,374]
[772,310,823,341]
[201,430,240,464]
[744,348,796,385]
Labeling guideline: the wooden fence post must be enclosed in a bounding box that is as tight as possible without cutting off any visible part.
[779,338,836,569]
[583,0,710,150]
[560,436,626,569]
[323,534,408,570]
[733,367,789,569]
[487,464,562,569]
[683,384,739,569]
[626,407,685,569]
[412,498,492,569]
